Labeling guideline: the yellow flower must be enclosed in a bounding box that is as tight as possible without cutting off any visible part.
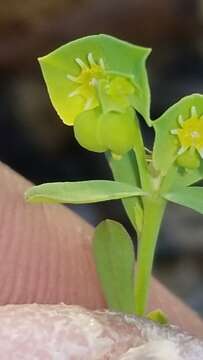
[171,106,203,158]
[66,53,106,124]
[66,53,136,125]
[64,52,138,155]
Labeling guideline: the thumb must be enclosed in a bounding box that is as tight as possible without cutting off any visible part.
[0,304,202,359]
[0,161,104,307]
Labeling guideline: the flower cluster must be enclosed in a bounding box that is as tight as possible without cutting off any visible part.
[171,106,203,169]
[66,53,137,156]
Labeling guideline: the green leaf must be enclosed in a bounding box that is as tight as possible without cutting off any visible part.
[25,180,146,204]
[39,34,151,125]
[147,309,168,325]
[107,151,143,233]
[153,94,203,175]
[164,162,203,190]
[163,186,203,215]
[92,219,135,313]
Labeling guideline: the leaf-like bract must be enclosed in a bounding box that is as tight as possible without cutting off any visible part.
[39,34,151,125]
[153,94,203,182]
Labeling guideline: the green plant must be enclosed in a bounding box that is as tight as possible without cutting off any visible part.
[25,34,203,323]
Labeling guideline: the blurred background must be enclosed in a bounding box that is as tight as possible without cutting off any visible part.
[0,0,203,315]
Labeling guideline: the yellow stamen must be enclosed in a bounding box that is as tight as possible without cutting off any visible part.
[66,54,106,117]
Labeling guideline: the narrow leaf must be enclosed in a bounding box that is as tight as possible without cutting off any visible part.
[25,180,146,204]
[92,219,135,313]
[164,186,203,215]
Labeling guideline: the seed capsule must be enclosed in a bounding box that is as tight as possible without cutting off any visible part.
[74,107,136,156]
[100,108,136,156]
[74,108,107,152]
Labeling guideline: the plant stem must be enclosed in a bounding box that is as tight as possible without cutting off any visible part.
[133,116,150,191]
[134,195,166,316]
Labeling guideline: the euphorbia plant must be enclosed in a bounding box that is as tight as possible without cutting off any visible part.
[25,34,203,323]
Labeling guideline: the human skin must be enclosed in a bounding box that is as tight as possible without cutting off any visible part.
[0,161,202,340]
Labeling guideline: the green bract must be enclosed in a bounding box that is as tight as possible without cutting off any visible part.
[153,94,203,176]
[39,34,151,154]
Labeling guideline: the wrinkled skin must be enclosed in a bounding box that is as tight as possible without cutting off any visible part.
[0,161,202,358]
[0,304,202,359]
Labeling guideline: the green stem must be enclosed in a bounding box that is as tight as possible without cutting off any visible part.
[134,195,166,316]
[133,115,151,191]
